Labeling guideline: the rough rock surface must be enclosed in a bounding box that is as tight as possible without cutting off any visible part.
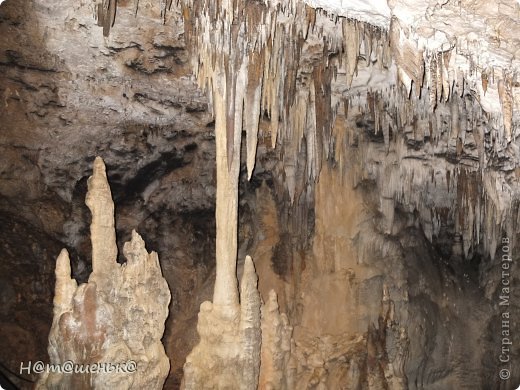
[0,1,215,387]
[37,157,171,389]
[182,256,262,390]
[0,0,519,389]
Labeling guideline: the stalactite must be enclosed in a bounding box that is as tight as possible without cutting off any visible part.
[90,0,518,325]
[96,0,117,37]
[245,49,264,180]
[88,0,517,264]
[498,77,513,142]
[342,19,359,88]
[435,52,443,104]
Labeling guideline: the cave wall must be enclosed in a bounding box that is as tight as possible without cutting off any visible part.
[0,1,216,388]
[241,110,520,388]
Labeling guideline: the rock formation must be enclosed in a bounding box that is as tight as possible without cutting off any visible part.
[259,290,294,390]
[182,256,261,389]
[176,0,519,388]
[37,157,171,389]
[0,0,519,389]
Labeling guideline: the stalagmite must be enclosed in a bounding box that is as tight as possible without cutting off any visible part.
[52,249,77,318]
[37,157,171,390]
[239,257,263,388]
[182,255,262,390]
[85,157,117,284]
[259,290,294,390]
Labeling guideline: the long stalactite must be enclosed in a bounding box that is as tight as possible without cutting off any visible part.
[88,0,519,387]
[93,0,519,262]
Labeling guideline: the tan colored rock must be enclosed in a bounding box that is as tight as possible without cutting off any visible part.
[259,290,294,390]
[182,256,262,390]
[37,157,171,390]
[85,157,118,289]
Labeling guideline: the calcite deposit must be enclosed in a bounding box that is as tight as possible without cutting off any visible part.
[37,157,171,389]
[175,0,519,387]
[182,256,261,390]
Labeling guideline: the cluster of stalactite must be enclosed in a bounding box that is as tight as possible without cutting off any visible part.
[177,3,517,160]
[336,80,519,259]
[176,0,518,259]
[180,1,392,186]
[84,0,520,387]
[90,0,519,286]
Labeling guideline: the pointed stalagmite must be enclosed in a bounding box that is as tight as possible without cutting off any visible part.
[240,256,262,388]
[53,249,77,317]
[182,256,262,390]
[259,290,293,390]
[85,156,117,277]
[37,157,171,390]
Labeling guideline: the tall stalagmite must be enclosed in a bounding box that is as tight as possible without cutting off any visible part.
[37,157,171,390]
[182,256,262,389]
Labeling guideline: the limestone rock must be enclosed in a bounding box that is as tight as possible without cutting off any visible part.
[182,256,261,390]
[259,290,294,390]
[85,157,118,290]
[37,157,171,390]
